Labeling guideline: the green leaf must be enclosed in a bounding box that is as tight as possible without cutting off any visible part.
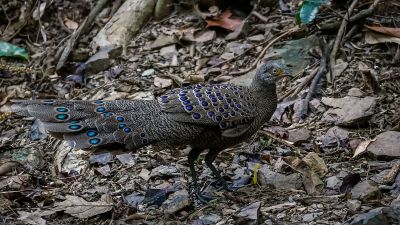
[0,41,29,61]
[297,0,330,24]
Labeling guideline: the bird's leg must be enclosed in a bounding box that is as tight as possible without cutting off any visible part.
[204,150,236,192]
[188,147,214,203]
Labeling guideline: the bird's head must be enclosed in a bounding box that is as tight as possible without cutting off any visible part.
[255,61,292,86]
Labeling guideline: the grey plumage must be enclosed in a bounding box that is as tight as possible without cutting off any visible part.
[11,61,291,201]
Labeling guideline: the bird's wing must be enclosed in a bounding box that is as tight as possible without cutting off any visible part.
[158,83,256,137]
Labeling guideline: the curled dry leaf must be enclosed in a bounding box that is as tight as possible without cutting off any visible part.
[53,195,113,219]
[366,25,400,38]
[206,10,242,31]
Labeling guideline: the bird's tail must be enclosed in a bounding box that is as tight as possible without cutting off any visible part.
[11,99,161,149]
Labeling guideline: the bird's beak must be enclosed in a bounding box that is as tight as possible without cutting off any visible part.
[276,68,292,79]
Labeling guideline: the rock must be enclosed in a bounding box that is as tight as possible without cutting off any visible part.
[258,166,302,189]
[276,147,293,156]
[326,176,342,189]
[143,188,168,206]
[125,192,144,208]
[348,88,364,97]
[162,189,191,214]
[370,169,391,184]
[343,201,400,225]
[347,199,362,212]
[89,152,113,165]
[141,69,155,77]
[233,201,261,225]
[138,168,150,181]
[321,126,349,148]
[309,98,325,112]
[116,153,137,166]
[154,77,173,88]
[220,52,235,60]
[321,96,377,126]
[303,213,321,222]
[248,34,265,42]
[150,165,180,178]
[366,131,400,158]
[302,152,328,177]
[199,214,222,225]
[331,59,348,80]
[96,165,111,176]
[287,128,311,145]
[225,42,253,55]
[85,46,122,74]
[149,33,178,49]
[160,44,178,59]
[351,180,381,202]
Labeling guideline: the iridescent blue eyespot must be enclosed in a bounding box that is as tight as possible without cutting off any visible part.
[234,107,239,111]
[198,97,206,101]
[195,84,202,88]
[124,127,132,133]
[226,99,232,103]
[94,100,104,105]
[217,96,224,100]
[185,105,194,111]
[87,130,98,137]
[56,107,68,112]
[216,92,222,96]
[201,101,208,107]
[116,116,124,122]
[161,98,169,103]
[192,113,201,120]
[230,111,236,116]
[96,107,106,112]
[195,93,202,98]
[89,138,101,145]
[207,111,215,118]
[223,104,229,109]
[43,100,54,105]
[160,95,169,99]
[236,104,241,108]
[223,113,229,118]
[56,114,68,120]
[206,91,212,95]
[69,124,81,130]
[211,98,218,103]
[103,112,112,117]
[224,94,230,97]
[118,123,126,129]
[179,92,187,97]
[218,107,224,112]
[182,100,190,106]
[140,132,146,137]
[179,96,188,101]
[70,120,80,124]
[215,116,222,122]
[208,94,215,98]
[194,89,200,92]
[143,139,148,144]
[213,102,219,106]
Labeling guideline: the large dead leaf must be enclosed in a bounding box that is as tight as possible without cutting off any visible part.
[365,31,400,45]
[366,25,400,38]
[54,195,113,218]
[206,10,242,31]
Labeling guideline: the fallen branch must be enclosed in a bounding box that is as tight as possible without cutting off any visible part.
[56,0,109,70]
[230,26,300,76]
[318,0,380,31]
[295,43,329,122]
[328,0,359,83]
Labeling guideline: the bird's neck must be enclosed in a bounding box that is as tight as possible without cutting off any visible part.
[250,82,277,101]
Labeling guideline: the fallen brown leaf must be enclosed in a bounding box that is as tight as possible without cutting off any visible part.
[206,10,242,31]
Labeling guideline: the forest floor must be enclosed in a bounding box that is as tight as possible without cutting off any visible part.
[0,0,400,225]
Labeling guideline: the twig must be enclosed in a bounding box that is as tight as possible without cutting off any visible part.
[230,26,300,76]
[328,0,359,83]
[318,0,380,31]
[56,0,109,70]
[258,130,306,156]
[294,43,329,122]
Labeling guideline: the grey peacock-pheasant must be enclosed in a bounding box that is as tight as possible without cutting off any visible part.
[11,61,291,201]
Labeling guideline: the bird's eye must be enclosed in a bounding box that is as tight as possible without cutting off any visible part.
[272,68,277,74]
